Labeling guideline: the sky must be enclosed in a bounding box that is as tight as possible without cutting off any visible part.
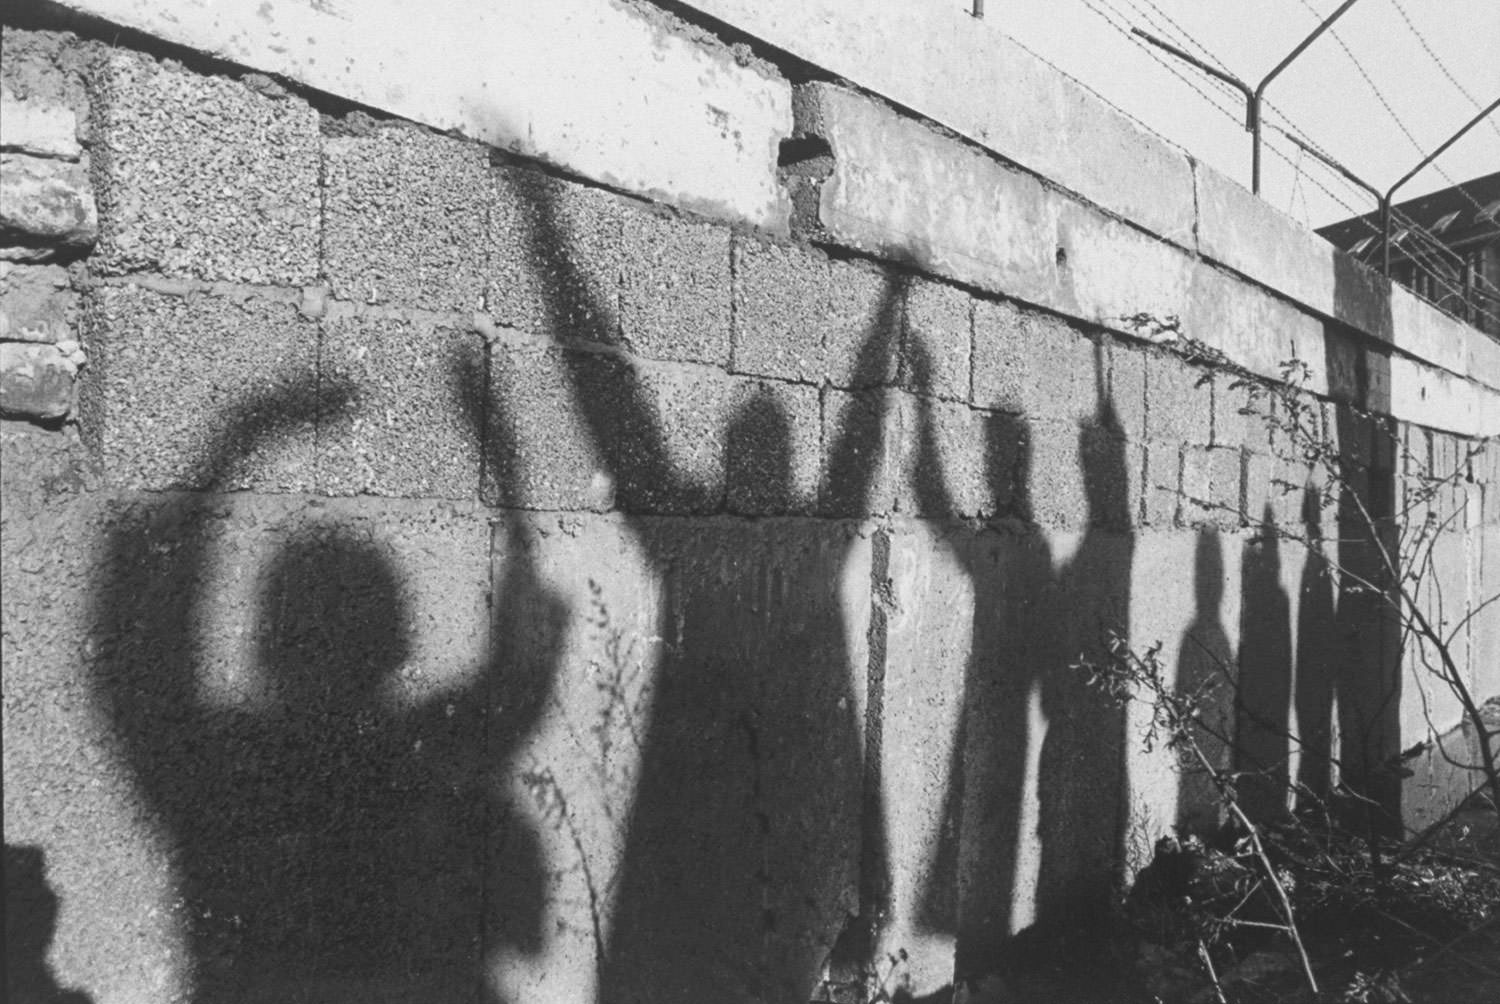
[956,0,1500,229]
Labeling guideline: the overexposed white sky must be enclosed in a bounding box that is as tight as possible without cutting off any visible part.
[957,0,1500,228]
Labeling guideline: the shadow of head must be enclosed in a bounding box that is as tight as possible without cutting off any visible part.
[1195,528,1225,611]
[727,385,795,510]
[255,527,411,712]
[5,844,91,1003]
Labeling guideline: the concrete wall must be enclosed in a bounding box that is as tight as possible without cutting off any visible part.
[2,5,1497,1004]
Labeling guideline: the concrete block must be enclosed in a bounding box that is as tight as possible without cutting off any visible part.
[1142,441,1180,528]
[1184,262,1322,386]
[1194,164,1338,323]
[0,263,76,342]
[621,211,731,366]
[1244,450,1273,529]
[981,409,1034,520]
[0,153,96,256]
[616,363,733,514]
[878,520,984,990]
[0,85,80,159]
[899,396,989,518]
[317,315,485,499]
[731,237,900,389]
[726,379,820,515]
[824,259,903,390]
[1390,354,1490,438]
[1107,339,1148,442]
[1027,419,1087,529]
[0,342,75,420]
[488,165,626,344]
[323,126,491,313]
[1211,375,1275,453]
[1144,352,1212,447]
[901,280,971,403]
[972,298,1097,424]
[820,386,903,516]
[91,52,319,284]
[79,285,320,491]
[483,338,616,511]
[680,0,1196,241]
[1180,445,1242,529]
[730,236,827,384]
[55,0,792,231]
[796,83,1059,302]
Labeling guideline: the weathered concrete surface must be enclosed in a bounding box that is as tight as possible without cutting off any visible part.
[52,0,793,231]
[91,51,320,285]
[681,0,1196,242]
[79,284,322,492]
[485,511,872,1004]
[798,84,1194,346]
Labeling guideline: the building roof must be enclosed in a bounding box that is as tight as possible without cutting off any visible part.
[1316,171,1500,263]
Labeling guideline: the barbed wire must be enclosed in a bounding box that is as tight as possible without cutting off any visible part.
[1386,0,1500,142]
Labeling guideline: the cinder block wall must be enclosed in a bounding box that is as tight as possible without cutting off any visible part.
[2,12,1496,1004]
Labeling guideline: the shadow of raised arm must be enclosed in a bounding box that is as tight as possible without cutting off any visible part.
[90,376,351,816]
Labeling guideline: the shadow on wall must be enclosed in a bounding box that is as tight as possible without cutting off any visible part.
[903,336,1135,986]
[89,378,567,1003]
[5,845,94,1004]
[503,173,905,1003]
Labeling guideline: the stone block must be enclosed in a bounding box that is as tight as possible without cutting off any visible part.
[92,52,319,284]
[79,285,320,491]
[1244,450,1273,530]
[981,409,1033,520]
[1183,262,1322,387]
[820,386,903,516]
[0,263,75,342]
[1142,441,1180,527]
[0,85,81,159]
[621,210,731,366]
[901,280,971,403]
[488,165,627,344]
[0,342,75,419]
[972,298,1097,424]
[0,153,96,256]
[1107,339,1147,442]
[1144,352,1212,447]
[322,127,491,313]
[316,316,485,499]
[726,379,821,515]
[1211,373,1267,451]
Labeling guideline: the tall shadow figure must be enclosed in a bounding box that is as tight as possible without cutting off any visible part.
[5,844,94,1004]
[503,177,903,1002]
[1294,488,1339,808]
[90,382,562,1002]
[1174,529,1234,834]
[908,339,1133,984]
[1235,508,1294,823]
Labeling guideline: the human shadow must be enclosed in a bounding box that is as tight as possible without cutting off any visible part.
[89,377,561,1002]
[1294,488,1339,808]
[1234,509,1294,824]
[501,176,903,1002]
[907,335,1134,985]
[5,844,94,1004]
[1173,529,1234,834]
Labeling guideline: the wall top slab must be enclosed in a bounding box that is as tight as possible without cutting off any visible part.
[49,0,793,232]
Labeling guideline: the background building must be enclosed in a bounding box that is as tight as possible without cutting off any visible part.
[1318,171,1500,337]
